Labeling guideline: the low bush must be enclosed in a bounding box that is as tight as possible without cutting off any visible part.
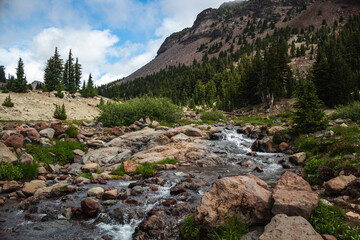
[53,103,67,120]
[66,125,79,138]
[110,164,126,176]
[331,101,360,122]
[2,95,14,107]
[96,96,182,127]
[294,135,319,156]
[201,110,225,122]
[181,216,201,240]
[310,201,360,240]
[0,162,39,181]
[77,172,93,180]
[209,217,249,240]
[133,162,156,178]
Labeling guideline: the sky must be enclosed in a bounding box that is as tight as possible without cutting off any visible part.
[0,0,232,86]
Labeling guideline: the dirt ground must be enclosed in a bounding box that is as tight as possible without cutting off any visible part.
[0,91,104,121]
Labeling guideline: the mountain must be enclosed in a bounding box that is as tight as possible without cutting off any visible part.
[117,0,360,84]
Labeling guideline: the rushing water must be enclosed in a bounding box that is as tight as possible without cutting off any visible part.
[0,127,290,240]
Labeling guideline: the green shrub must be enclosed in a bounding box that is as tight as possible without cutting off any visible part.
[294,135,319,155]
[0,162,39,181]
[209,217,249,240]
[78,172,93,180]
[66,125,79,138]
[332,101,360,122]
[155,157,180,165]
[310,201,360,240]
[201,110,225,122]
[134,162,156,178]
[53,103,67,120]
[303,156,332,185]
[25,140,86,165]
[110,164,126,176]
[2,95,14,107]
[96,96,182,127]
[1,85,9,93]
[181,216,201,240]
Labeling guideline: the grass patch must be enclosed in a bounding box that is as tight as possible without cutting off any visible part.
[96,96,182,127]
[201,110,225,122]
[233,111,292,126]
[25,140,87,165]
[294,135,319,157]
[110,164,126,176]
[181,216,201,240]
[133,162,156,178]
[155,157,180,165]
[77,172,93,180]
[310,201,360,240]
[0,162,39,181]
[331,101,360,122]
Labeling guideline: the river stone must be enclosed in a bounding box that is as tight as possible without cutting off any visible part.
[324,175,357,195]
[272,171,318,219]
[289,152,306,165]
[131,186,144,195]
[87,187,104,196]
[23,180,46,196]
[3,181,21,193]
[103,189,118,200]
[81,197,100,218]
[0,142,18,163]
[39,128,55,139]
[195,175,272,228]
[4,133,24,148]
[82,163,100,173]
[259,214,322,240]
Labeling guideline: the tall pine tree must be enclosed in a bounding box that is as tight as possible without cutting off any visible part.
[44,47,63,91]
[13,58,27,92]
[0,66,6,83]
[74,57,82,91]
[63,50,75,93]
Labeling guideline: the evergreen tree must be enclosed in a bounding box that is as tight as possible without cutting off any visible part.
[0,65,6,83]
[55,82,64,98]
[2,95,14,107]
[53,103,67,120]
[44,47,63,91]
[83,74,96,98]
[293,79,327,133]
[63,49,75,92]
[74,57,82,91]
[13,58,27,92]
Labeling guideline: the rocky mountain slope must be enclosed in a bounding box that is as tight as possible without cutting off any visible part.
[118,0,360,84]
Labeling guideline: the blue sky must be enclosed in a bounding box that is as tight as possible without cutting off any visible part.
[0,0,231,86]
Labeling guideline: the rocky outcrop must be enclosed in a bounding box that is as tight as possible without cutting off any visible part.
[324,175,357,195]
[195,175,272,228]
[272,171,318,219]
[259,214,322,240]
[82,147,132,166]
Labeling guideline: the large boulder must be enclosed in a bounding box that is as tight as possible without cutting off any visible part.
[3,181,21,193]
[34,183,77,198]
[272,171,318,219]
[81,197,100,218]
[259,214,322,240]
[39,128,55,139]
[289,152,307,165]
[194,175,272,228]
[82,147,132,166]
[22,180,46,196]
[4,133,24,148]
[268,126,284,135]
[344,178,360,198]
[34,122,50,132]
[0,142,18,163]
[21,128,40,142]
[81,163,100,173]
[324,175,357,195]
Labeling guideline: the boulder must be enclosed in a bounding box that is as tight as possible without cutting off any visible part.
[86,139,105,148]
[279,142,289,151]
[82,163,100,173]
[82,147,132,166]
[108,127,125,136]
[34,183,77,198]
[39,128,55,139]
[34,122,49,132]
[268,126,284,135]
[194,175,272,228]
[289,152,307,165]
[20,153,33,164]
[0,142,18,163]
[151,121,160,127]
[272,171,318,219]
[344,178,360,198]
[73,149,85,156]
[123,160,138,174]
[4,133,24,148]
[170,184,186,195]
[3,181,21,193]
[81,197,100,218]
[87,187,104,196]
[21,128,40,142]
[324,175,357,195]
[103,189,118,200]
[259,214,322,240]
[51,121,66,136]
[22,180,46,196]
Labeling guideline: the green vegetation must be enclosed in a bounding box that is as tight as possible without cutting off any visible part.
[332,101,360,122]
[66,125,79,138]
[25,140,87,165]
[2,95,14,107]
[234,111,292,126]
[181,216,201,240]
[1,85,9,93]
[96,96,182,127]
[77,172,94,180]
[0,162,39,181]
[209,217,249,240]
[310,201,360,240]
[155,157,180,165]
[53,103,67,120]
[201,110,225,122]
[294,135,319,157]
[82,73,97,98]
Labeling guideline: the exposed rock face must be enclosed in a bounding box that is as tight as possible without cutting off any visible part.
[82,147,132,166]
[194,175,272,228]
[0,142,18,163]
[34,183,77,198]
[289,152,307,165]
[272,171,318,219]
[259,214,322,240]
[22,180,46,196]
[81,197,100,218]
[324,175,357,195]
[4,133,24,148]
[21,128,40,142]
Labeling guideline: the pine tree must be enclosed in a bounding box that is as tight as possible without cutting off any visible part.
[2,95,14,107]
[55,82,64,98]
[83,74,96,98]
[13,58,27,92]
[74,57,82,91]
[293,79,327,133]
[0,65,6,83]
[63,49,75,92]
[53,103,67,120]
[44,47,63,91]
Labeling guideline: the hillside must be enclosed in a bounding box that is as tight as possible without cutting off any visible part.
[0,91,102,121]
[118,0,360,84]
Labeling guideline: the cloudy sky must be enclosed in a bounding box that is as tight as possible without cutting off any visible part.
[0,0,231,86]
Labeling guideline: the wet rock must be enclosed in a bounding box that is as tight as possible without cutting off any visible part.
[4,133,24,148]
[131,186,144,195]
[87,187,104,197]
[76,177,91,184]
[125,198,143,205]
[45,174,57,180]
[22,180,46,196]
[51,121,66,136]
[272,171,318,219]
[16,190,26,198]
[150,185,158,191]
[103,189,118,200]
[170,184,186,195]
[195,175,272,228]
[246,152,257,157]
[21,128,40,142]
[163,198,177,206]
[34,183,77,198]
[289,152,306,165]
[81,197,100,218]
[82,163,100,173]
[39,128,55,139]
[123,160,138,174]
[259,214,322,240]
[3,181,21,193]
[324,175,356,195]
[0,142,18,163]
[253,166,263,172]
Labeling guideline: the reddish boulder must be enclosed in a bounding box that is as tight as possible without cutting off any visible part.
[21,128,40,142]
[81,197,100,217]
[108,127,125,136]
[51,121,66,136]
[34,122,49,132]
[162,198,177,206]
[4,133,24,148]
[324,175,356,195]
[123,160,138,174]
